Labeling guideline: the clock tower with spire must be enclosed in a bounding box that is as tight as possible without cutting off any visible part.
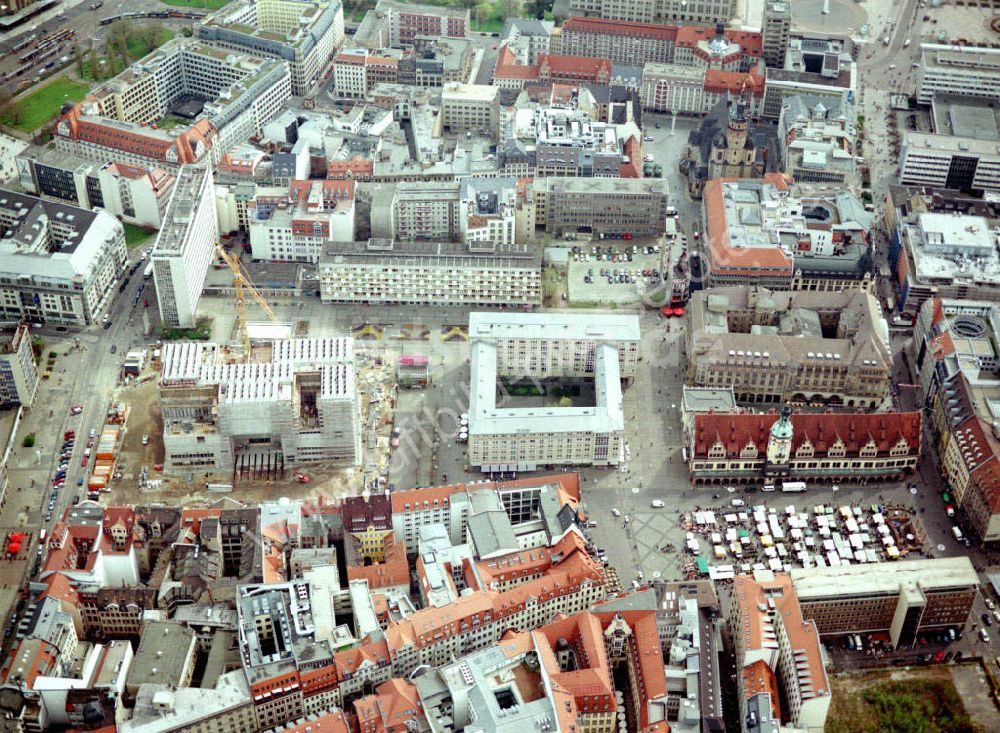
[765,405,793,477]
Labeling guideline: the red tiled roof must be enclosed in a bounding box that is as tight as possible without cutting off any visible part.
[539,612,614,706]
[931,297,945,326]
[347,535,409,589]
[693,410,922,460]
[733,573,828,703]
[704,174,793,274]
[930,331,955,360]
[676,26,762,57]
[334,639,390,679]
[494,45,541,81]
[58,106,216,164]
[278,709,350,733]
[743,659,781,719]
[590,609,667,723]
[703,69,765,96]
[538,53,611,82]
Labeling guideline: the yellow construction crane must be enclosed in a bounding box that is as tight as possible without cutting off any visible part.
[215,243,278,361]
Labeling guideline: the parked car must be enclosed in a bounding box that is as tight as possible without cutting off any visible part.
[69,405,83,415]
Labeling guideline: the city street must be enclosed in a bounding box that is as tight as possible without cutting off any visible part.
[0,0,204,97]
[0,242,154,625]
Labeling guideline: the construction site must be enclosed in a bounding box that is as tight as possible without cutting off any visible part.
[85,242,401,507]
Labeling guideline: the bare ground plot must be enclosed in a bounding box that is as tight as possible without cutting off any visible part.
[827,666,990,733]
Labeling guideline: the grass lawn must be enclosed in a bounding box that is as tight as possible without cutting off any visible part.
[160,0,230,8]
[472,15,504,33]
[123,222,154,249]
[81,56,126,82]
[827,669,980,733]
[82,26,174,81]
[0,78,89,132]
[159,115,187,130]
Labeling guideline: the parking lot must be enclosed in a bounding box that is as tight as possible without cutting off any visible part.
[566,242,666,305]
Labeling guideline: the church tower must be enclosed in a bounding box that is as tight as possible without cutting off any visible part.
[766,405,794,472]
[722,92,750,166]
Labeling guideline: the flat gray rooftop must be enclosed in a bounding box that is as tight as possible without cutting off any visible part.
[790,557,979,599]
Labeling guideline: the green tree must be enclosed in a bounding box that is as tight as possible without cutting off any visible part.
[474,1,492,26]
[22,433,35,448]
[75,45,85,77]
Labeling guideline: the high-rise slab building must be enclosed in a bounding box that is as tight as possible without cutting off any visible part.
[762,1,791,68]
[152,166,218,329]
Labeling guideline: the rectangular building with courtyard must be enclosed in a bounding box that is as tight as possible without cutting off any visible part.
[686,286,891,408]
[55,40,291,168]
[466,312,639,471]
[198,0,345,96]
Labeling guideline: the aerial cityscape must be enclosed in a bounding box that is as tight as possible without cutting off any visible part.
[1,0,1000,730]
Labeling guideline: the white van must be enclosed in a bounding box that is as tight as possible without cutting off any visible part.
[731,498,746,507]
[952,526,964,541]
[651,500,665,508]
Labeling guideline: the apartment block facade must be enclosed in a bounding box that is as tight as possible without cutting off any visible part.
[912,297,1000,542]
[567,0,737,25]
[790,559,979,648]
[761,1,791,67]
[375,0,469,47]
[917,44,1000,105]
[440,83,500,142]
[16,147,175,229]
[0,325,38,408]
[318,239,541,307]
[558,16,677,66]
[248,179,356,263]
[533,177,669,237]
[900,131,1000,194]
